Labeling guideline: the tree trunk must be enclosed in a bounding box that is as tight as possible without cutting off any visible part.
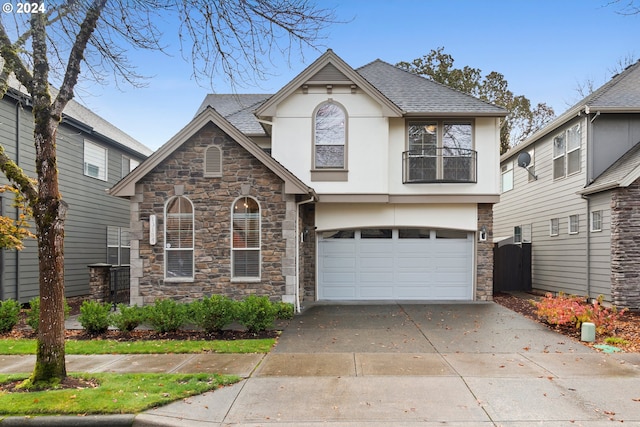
[30,116,67,383]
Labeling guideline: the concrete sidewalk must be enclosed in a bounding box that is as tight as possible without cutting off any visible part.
[2,302,640,426]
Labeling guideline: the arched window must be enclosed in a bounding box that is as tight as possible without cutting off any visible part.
[204,145,222,177]
[164,196,194,280]
[232,197,260,279]
[314,102,346,169]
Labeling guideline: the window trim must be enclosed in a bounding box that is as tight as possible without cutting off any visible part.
[164,195,195,282]
[84,140,108,181]
[553,124,581,180]
[513,225,522,243]
[501,161,514,192]
[590,210,603,232]
[312,101,348,171]
[568,214,579,235]
[231,196,261,281]
[550,218,559,236]
[107,226,130,266]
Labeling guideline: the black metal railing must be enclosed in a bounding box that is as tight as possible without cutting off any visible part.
[110,266,130,309]
[402,148,477,183]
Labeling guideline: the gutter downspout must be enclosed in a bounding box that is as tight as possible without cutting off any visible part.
[295,195,315,313]
[14,100,21,301]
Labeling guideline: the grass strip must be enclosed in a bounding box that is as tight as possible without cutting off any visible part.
[0,338,275,355]
[0,372,239,415]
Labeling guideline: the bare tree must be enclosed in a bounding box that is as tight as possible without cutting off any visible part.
[0,0,336,387]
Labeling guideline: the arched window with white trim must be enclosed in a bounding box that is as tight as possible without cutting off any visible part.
[232,196,260,279]
[314,101,346,169]
[164,196,194,280]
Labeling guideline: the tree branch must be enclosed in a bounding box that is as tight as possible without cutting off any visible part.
[0,145,38,205]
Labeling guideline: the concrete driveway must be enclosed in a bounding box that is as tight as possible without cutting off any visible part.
[136,302,640,426]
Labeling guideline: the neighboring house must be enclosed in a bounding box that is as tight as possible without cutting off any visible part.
[110,49,506,309]
[0,84,152,303]
[494,60,640,309]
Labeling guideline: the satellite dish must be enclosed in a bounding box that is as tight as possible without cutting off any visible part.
[517,152,531,168]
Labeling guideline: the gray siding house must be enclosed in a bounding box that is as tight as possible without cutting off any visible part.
[0,86,152,303]
[494,60,640,309]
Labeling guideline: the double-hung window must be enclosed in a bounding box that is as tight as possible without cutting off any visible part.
[550,218,560,236]
[165,196,194,280]
[314,102,346,169]
[84,140,108,181]
[591,210,603,232]
[107,226,130,265]
[232,197,260,279]
[405,120,475,183]
[553,124,581,179]
[501,162,514,192]
[569,214,579,235]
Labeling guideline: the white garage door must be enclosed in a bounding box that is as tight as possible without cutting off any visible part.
[318,228,473,300]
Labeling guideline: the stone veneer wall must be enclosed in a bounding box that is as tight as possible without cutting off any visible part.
[128,122,296,305]
[476,203,494,301]
[610,178,640,309]
[299,203,316,304]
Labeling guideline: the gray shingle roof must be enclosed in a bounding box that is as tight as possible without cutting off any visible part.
[196,94,271,135]
[356,60,507,116]
[575,60,640,110]
[580,141,640,195]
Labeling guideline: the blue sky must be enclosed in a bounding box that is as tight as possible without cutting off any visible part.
[75,0,640,151]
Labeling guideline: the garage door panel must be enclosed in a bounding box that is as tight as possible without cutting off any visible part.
[319,229,473,301]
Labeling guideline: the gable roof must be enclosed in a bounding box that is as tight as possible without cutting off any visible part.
[356,60,507,116]
[109,106,315,198]
[578,141,640,195]
[195,94,271,135]
[503,60,640,160]
[255,49,404,118]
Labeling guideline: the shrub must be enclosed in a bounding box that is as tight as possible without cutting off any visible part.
[144,299,188,333]
[0,299,21,334]
[109,304,145,332]
[26,297,71,332]
[78,300,112,335]
[189,295,236,333]
[237,295,277,333]
[534,293,626,334]
[274,302,294,320]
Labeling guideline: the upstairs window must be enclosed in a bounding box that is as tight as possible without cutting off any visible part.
[232,197,260,279]
[501,162,513,192]
[314,102,346,169]
[553,124,581,179]
[165,196,194,280]
[204,145,222,177]
[122,156,139,178]
[84,140,108,181]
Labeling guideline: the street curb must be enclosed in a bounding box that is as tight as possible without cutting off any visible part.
[0,415,135,426]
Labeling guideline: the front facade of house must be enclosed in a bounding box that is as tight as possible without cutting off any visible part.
[111,50,506,308]
[0,87,151,303]
[494,61,640,309]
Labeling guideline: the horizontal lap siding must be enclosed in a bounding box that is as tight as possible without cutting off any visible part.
[588,193,612,299]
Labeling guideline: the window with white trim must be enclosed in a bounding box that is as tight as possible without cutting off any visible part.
[553,124,581,179]
[590,210,603,232]
[165,196,194,280]
[122,156,139,178]
[501,161,513,192]
[107,226,130,265]
[514,226,522,243]
[232,197,260,279]
[204,145,222,177]
[84,140,108,181]
[314,102,346,169]
[569,214,579,234]
[550,218,559,236]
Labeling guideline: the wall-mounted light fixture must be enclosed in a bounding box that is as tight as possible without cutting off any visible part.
[479,225,487,242]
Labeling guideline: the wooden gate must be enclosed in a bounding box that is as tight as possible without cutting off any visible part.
[493,243,531,292]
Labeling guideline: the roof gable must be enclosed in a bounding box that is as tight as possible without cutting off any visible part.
[579,141,640,195]
[109,106,314,197]
[255,49,403,118]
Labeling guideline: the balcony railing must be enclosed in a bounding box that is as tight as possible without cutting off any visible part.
[403,148,477,183]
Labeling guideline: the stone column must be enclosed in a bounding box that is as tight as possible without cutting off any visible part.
[88,263,112,303]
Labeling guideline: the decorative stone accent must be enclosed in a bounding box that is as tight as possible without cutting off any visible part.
[610,178,640,309]
[88,263,111,303]
[476,203,494,301]
[129,122,296,305]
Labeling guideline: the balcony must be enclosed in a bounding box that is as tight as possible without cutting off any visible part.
[403,148,477,183]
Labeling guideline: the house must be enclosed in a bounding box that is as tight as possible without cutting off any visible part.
[110,49,507,309]
[494,60,640,309]
[0,83,152,303]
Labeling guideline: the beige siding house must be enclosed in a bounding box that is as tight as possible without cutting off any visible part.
[111,50,506,309]
[494,61,640,308]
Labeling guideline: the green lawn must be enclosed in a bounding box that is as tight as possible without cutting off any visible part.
[0,372,239,415]
[0,338,275,354]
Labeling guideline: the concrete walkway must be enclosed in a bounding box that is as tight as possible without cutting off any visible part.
[2,302,640,426]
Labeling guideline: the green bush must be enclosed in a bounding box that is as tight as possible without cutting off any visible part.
[26,297,71,332]
[109,304,144,332]
[237,295,277,333]
[78,300,112,335]
[144,299,188,333]
[274,302,294,320]
[0,299,21,334]
[189,295,236,333]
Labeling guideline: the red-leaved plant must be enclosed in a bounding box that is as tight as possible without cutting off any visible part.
[533,293,626,334]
